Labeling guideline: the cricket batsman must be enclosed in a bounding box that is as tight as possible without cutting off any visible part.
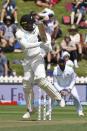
[15,14,65,119]
[53,57,84,116]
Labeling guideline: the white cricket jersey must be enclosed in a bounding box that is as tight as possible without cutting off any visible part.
[16,25,52,59]
[53,65,76,91]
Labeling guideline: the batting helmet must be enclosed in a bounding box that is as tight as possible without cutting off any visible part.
[20,14,35,31]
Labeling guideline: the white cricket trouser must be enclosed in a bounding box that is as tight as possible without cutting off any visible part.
[61,86,82,113]
[23,55,62,111]
[71,86,83,113]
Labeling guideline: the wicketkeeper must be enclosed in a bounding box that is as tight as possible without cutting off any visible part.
[53,57,84,116]
[16,14,65,119]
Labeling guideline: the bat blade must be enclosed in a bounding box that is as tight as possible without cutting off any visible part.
[37,22,47,42]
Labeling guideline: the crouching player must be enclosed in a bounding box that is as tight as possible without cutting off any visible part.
[16,14,65,119]
[51,57,84,116]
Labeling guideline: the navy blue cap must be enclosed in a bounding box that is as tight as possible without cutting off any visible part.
[58,57,66,63]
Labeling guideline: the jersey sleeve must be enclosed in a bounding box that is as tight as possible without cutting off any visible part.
[40,33,52,52]
[16,28,40,49]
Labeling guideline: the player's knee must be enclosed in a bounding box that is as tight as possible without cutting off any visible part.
[23,88,29,94]
[23,87,33,94]
[23,79,33,91]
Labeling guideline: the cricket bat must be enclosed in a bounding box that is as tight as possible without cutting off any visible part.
[37,22,47,42]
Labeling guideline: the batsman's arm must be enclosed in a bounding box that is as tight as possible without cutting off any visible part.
[40,33,52,52]
[16,29,40,49]
[18,38,40,48]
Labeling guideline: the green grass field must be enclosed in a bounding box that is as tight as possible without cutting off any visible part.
[0,105,87,131]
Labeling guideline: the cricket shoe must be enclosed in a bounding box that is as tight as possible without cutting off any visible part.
[59,98,65,107]
[78,111,84,117]
[22,112,30,119]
